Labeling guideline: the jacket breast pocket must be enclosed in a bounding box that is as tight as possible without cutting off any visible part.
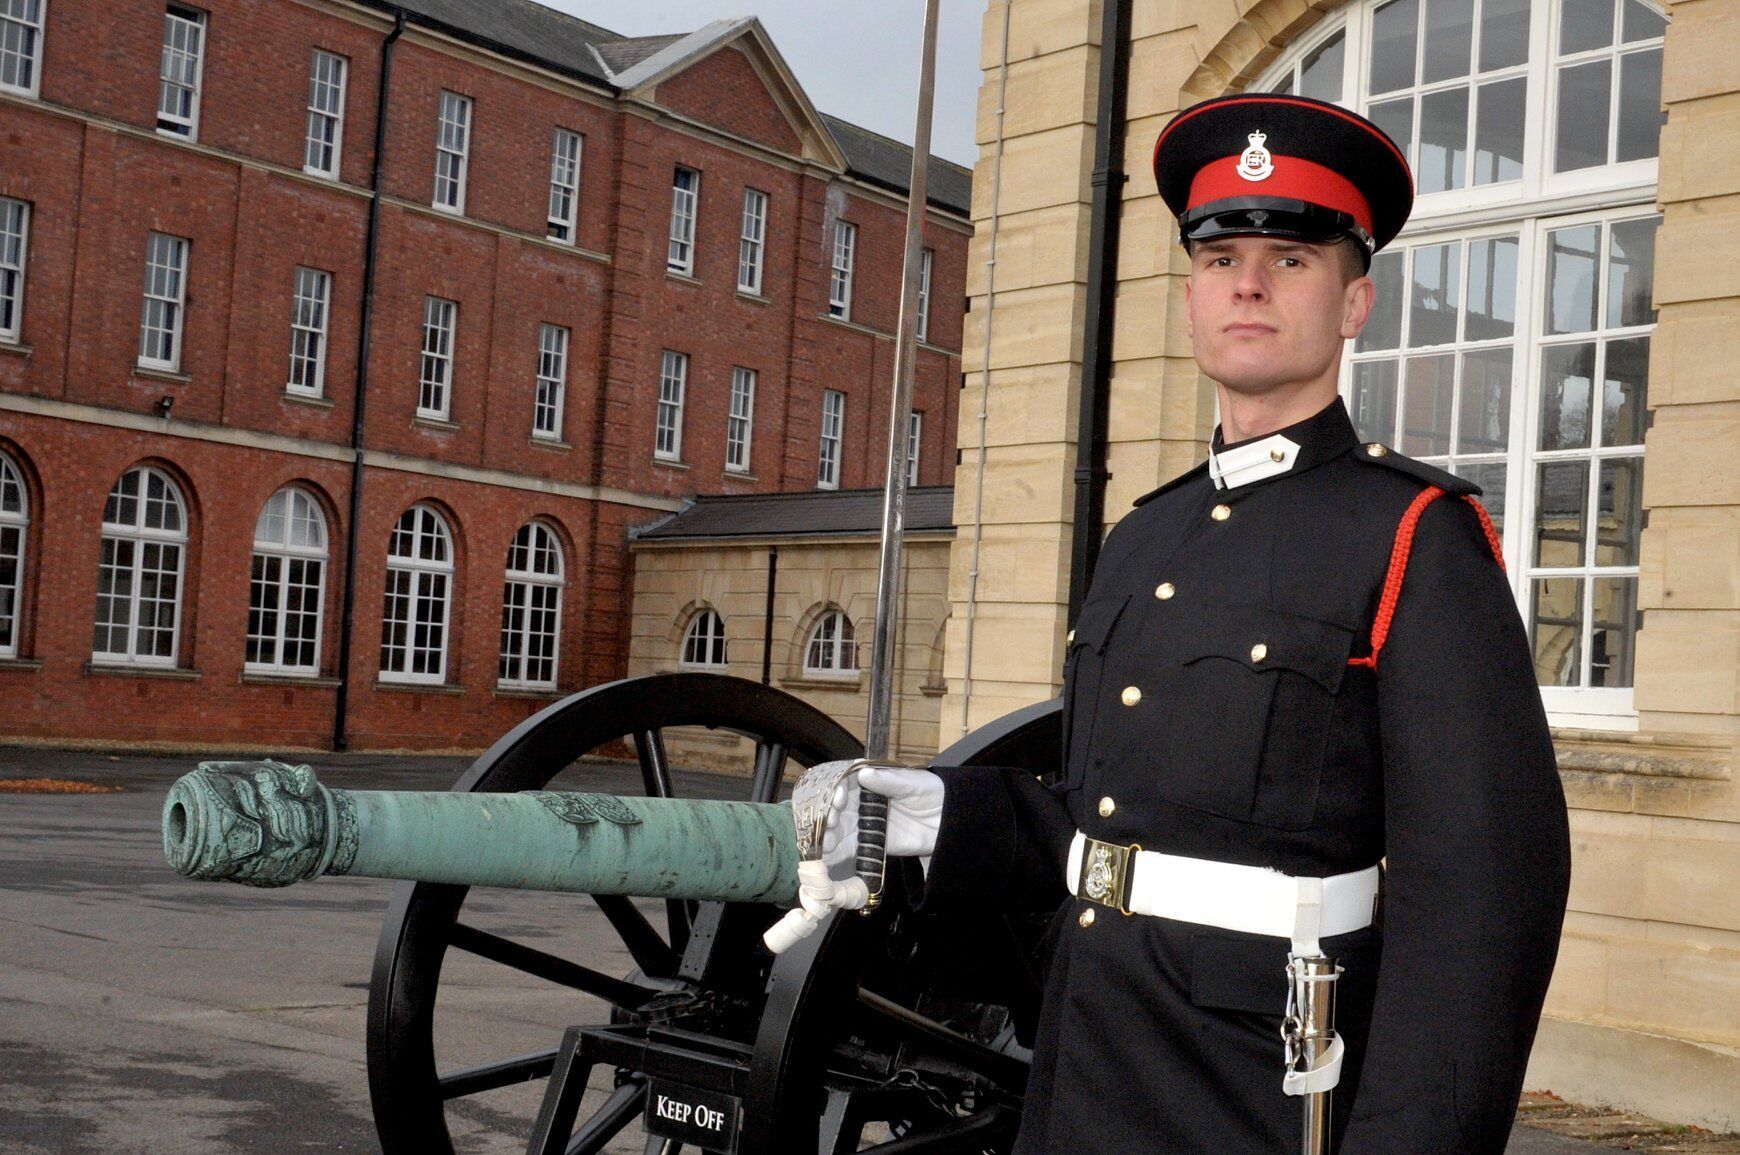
[1062,593,1130,783]
[1149,604,1354,830]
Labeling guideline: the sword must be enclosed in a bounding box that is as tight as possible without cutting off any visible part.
[852,0,942,912]
[760,0,941,954]
[1284,953,1341,1154]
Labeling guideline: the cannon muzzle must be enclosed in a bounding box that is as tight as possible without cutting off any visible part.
[163,760,799,904]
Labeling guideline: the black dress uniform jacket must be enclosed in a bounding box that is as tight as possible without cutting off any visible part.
[926,399,1571,1153]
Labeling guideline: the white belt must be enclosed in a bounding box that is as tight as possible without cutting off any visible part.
[1066,831,1379,956]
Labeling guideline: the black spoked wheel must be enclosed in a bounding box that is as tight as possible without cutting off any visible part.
[366,673,860,1153]
[366,672,1063,1155]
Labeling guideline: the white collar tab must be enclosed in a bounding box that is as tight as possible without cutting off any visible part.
[1209,433,1301,490]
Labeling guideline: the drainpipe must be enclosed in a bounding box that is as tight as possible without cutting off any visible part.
[1067,0,1132,624]
[761,546,778,685]
[332,9,405,752]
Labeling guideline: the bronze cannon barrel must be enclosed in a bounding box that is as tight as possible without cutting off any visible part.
[162,760,799,904]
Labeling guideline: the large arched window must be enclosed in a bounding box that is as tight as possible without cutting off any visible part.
[499,521,563,689]
[0,449,27,659]
[93,464,188,666]
[246,487,328,674]
[804,609,858,676]
[380,504,453,684]
[681,608,727,667]
[1260,0,1664,723]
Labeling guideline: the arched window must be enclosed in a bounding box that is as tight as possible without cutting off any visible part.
[0,449,27,659]
[380,504,453,683]
[804,609,858,676]
[246,487,328,673]
[93,464,188,665]
[681,608,727,667]
[499,521,563,689]
[1260,0,1664,721]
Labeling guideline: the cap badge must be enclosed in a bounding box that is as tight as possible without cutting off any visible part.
[1248,209,1270,227]
[1237,130,1274,182]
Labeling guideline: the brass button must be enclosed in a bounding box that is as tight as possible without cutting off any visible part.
[1066,629,1076,644]
[1098,796,1116,818]
[1155,582,1175,600]
[1120,686,1142,707]
[1211,504,1231,521]
[1079,907,1096,928]
[1250,642,1268,663]
[1366,443,1388,457]
[1269,448,1286,463]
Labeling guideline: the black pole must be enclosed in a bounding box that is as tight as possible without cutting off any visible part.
[761,546,778,685]
[1067,0,1131,625]
[332,9,405,752]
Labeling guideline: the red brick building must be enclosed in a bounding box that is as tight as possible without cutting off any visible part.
[0,0,970,750]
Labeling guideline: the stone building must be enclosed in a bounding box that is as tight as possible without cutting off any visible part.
[940,0,1737,1130]
[0,0,969,750]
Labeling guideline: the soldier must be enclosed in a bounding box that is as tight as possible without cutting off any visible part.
[816,92,1572,1153]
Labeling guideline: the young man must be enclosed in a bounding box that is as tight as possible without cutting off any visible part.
[819,94,1571,1153]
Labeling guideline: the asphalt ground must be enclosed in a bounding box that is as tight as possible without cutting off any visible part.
[0,744,1604,1153]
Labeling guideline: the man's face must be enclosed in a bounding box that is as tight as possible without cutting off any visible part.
[1185,235,1375,401]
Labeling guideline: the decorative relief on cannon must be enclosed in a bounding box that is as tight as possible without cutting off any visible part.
[525,790,643,828]
[161,760,357,887]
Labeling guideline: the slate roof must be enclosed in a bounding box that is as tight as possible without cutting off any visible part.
[357,1,971,216]
[632,487,957,542]
[822,114,973,216]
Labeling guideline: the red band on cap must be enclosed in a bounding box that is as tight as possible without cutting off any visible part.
[1187,154,1374,235]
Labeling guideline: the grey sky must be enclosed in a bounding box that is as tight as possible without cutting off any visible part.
[538,1,985,166]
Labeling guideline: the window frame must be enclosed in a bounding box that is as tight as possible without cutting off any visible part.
[738,188,767,294]
[533,322,568,441]
[286,265,331,397]
[0,448,28,659]
[668,166,699,275]
[157,4,205,139]
[0,197,27,344]
[655,349,687,462]
[907,410,923,487]
[681,607,728,668]
[0,0,45,99]
[547,128,582,243]
[1262,0,1667,725]
[828,220,856,320]
[803,609,859,677]
[916,247,934,342]
[138,231,188,372]
[818,388,845,490]
[498,520,563,691]
[92,464,188,668]
[245,486,328,675]
[419,295,456,420]
[303,48,348,179]
[433,90,472,214]
[379,503,454,685]
[726,366,755,474]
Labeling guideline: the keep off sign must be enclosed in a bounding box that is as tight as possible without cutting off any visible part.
[643,1079,741,1152]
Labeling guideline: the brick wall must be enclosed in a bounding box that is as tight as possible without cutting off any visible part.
[0,0,971,751]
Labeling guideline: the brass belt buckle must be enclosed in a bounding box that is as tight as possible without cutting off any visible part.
[1079,837,1140,916]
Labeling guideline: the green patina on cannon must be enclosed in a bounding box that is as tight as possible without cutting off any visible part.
[164,760,799,903]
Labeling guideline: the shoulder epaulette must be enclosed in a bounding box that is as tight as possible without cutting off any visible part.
[1132,461,1210,507]
[1353,443,1478,496]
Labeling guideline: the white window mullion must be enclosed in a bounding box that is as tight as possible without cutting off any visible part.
[0,450,27,658]
[0,0,44,98]
[138,232,188,371]
[818,389,844,489]
[668,167,698,274]
[655,350,687,461]
[533,322,568,439]
[727,366,755,473]
[433,91,471,213]
[287,266,330,396]
[157,5,205,139]
[419,296,456,419]
[828,221,856,319]
[738,188,767,294]
[547,129,581,242]
[0,197,27,343]
[304,49,347,178]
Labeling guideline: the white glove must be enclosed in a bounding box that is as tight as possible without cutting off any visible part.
[761,763,946,955]
[820,765,946,870]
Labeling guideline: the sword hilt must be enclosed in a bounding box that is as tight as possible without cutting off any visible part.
[854,786,889,910]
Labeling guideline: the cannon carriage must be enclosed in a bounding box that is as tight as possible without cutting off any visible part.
[166,673,1062,1153]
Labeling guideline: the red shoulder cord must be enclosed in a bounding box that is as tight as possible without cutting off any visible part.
[1347,488,1505,671]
